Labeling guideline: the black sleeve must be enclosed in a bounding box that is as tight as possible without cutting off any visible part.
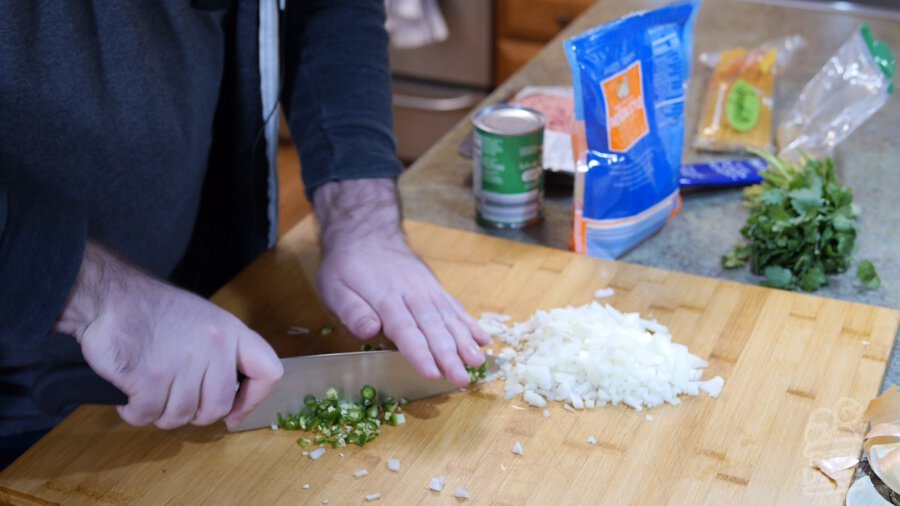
[0,179,86,348]
[280,0,404,201]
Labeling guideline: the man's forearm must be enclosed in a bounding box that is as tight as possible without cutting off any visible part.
[312,178,405,252]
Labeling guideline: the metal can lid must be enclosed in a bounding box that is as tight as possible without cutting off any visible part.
[473,105,545,136]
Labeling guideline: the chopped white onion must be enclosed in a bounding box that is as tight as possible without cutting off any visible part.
[365,492,382,502]
[587,436,597,445]
[387,459,401,472]
[354,469,369,478]
[302,484,310,489]
[523,391,547,408]
[645,414,653,421]
[270,423,278,431]
[454,486,471,500]
[594,288,615,299]
[699,376,725,398]
[512,442,524,455]
[481,301,722,412]
[429,477,445,492]
[309,448,326,460]
[543,409,550,418]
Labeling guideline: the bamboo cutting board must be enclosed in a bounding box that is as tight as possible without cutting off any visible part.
[1,218,897,505]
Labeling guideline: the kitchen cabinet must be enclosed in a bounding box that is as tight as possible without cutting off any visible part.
[494,0,596,84]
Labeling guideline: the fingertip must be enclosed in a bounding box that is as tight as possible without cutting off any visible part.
[352,316,381,340]
[471,324,491,346]
[447,367,472,387]
[117,404,150,427]
[464,347,486,368]
[224,413,242,430]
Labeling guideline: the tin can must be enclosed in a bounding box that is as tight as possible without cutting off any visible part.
[472,104,545,228]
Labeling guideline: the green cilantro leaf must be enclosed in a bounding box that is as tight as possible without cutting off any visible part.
[857,260,881,289]
[762,266,793,289]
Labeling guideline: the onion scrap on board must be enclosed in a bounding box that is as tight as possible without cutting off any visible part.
[846,385,900,505]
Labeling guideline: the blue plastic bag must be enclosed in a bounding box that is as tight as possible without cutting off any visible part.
[566,0,700,258]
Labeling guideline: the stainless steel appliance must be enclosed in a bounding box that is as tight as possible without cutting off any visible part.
[390,0,493,162]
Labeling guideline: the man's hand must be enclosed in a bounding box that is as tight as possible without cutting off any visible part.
[313,179,490,387]
[55,242,283,430]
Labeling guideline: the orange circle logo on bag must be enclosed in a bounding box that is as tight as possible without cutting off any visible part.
[600,61,649,152]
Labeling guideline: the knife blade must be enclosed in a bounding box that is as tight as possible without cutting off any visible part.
[230,350,498,432]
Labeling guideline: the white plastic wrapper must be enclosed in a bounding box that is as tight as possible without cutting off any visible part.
[777,25,894,162]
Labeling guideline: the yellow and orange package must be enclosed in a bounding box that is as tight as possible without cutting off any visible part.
[694,36,805,153]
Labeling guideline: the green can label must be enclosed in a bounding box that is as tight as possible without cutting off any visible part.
[473,105,545,228]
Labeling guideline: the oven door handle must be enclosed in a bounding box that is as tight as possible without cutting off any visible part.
[392,92,481,112]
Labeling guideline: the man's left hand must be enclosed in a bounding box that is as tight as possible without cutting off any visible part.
[313,179,490,387]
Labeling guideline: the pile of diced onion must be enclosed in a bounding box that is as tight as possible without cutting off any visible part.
[480,301,723,412]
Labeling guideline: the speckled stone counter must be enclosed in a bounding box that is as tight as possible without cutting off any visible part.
[398,0,900,389]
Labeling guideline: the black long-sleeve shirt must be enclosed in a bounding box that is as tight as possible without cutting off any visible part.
[0,0,402,436]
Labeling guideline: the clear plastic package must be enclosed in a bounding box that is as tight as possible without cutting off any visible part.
[777,24,894,162]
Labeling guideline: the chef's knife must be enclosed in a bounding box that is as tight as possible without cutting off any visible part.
[31,351,498,431]
[231,350,498,432]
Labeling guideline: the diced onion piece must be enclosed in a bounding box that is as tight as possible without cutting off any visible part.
[563,404,575,413]
[480,311,511,322]
[543,409,550,418]
[523,391,547,408]
[354,468,369,478]
[645,414,653,421]
[309,448,326,460]
[270,423,278,431]
[512,442,524,455]
[586,436,597,445]
[594,288,615,299]
[699,376,725,398]
[302,484,310,489]
[365,492,382,502]
[811,455,859,483]
[387,459,401,472]
[429,477,445,492]
[454,487,471,500]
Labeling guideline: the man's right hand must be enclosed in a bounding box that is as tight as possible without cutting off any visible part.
[54,242,283,430]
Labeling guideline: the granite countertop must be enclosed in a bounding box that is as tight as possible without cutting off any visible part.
[398,0,899,390]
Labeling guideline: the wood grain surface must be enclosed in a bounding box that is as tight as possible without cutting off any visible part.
[1,217,897,505]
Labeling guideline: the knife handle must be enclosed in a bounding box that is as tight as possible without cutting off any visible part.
[32,363,128,415]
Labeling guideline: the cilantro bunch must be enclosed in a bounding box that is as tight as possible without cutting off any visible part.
[722,152,880,291]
